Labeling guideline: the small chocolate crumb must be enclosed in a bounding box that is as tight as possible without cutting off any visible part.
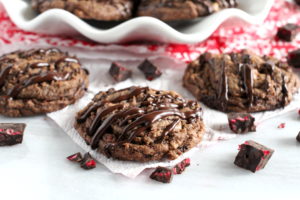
[0,123,26,146]
[296,132,300,143]
[138,59,162,81]
[67,152,83,162]
[80,153,96,170]
[172,158,191,175]
[109,62,132,82]
[228,113,256,134]
[288,49,300,68]
[276,23,299,42]
[150,167,173,183]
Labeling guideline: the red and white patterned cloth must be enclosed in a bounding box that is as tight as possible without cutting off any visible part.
[0,0,300,62]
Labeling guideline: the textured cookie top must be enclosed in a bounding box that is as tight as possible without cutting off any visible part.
[138,0,238,21]
[32,0,134,21]
[183,50,300,113]
[0,48,88,101]
[75,86,204,162]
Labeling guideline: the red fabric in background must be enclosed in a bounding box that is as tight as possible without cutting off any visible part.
[0,0,300,62]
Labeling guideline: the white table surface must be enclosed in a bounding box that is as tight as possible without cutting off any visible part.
[0,109,299,200]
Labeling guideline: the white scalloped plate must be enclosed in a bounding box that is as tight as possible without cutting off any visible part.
[1,0,274,44]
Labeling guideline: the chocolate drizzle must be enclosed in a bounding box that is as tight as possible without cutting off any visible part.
[0,49,81,99]
[7,72,70,98]
[78,87,202,150]
[218,61,228,110]
[241,64,254,107]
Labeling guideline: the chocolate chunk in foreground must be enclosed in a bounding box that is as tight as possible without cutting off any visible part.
[80,153,96,170]
[138,59,162,81]
[288,49,300,68]
[67,152,83,162]
[297,132,300,143]
[150,167,173,183]
[109,62,132,82]
[0,123,26,146]
[276,23,299,42]
[234,140,274,173]
[228,113,256,134]
[173,158,191,175]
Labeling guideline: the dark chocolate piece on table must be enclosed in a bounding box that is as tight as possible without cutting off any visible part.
[0,123,26,146]
[67,152,83,162]
[234,140,274,173]
[172,158,191,175]
[295,0,300,6]
[288,49,300,68]
[276,23,299,42]
[228,113,256,134]
[297,132,300,143]
[80,153,96,170]
[150,167,173,183]
[138,59,162,81]
[109,62,132,82]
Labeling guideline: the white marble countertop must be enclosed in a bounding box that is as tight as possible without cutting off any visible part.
[0,109,299,200]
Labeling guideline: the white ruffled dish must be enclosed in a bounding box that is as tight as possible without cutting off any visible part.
[1,0,274,44]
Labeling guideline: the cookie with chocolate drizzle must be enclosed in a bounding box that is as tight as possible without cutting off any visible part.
[183,50,300,113]
[137,0,238,21]
[0,48,89,117]
[32,0,134,21]
[75,86,204,162]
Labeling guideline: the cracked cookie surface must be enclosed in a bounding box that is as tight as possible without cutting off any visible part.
[183,50,300,113]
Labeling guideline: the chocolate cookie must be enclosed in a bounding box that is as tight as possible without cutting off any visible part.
[137,0,238,21]
[0,48,89,117]
[32,0,133,21]
[75,86,204,162]
[183,50,300,113]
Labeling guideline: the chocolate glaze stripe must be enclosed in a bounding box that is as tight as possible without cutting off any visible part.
[241,64,254,107]
[91,107,145,149]
[157,118,180,143]
[7,72,70,98]
[218,61,228,110]
[77,87,148,123]
[0,65,13,89]
[88,104,124,136]
[281,74,288,107]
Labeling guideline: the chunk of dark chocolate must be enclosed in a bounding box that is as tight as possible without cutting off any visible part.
[150,167,173,183]
[228,113,256,134]
[172,158,191,175]
[67,152,83,162]
[0,123,26,146]
[138,59,162,81]
[234,140,274,173]
[80,153,96,170]
[297,132,300,143]
[288,49,300,68]
[109,62,132,82]
[276,23,299,42]
[295,0,300,6]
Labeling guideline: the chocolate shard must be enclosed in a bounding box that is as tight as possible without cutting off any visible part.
[228,113,256,134]
[297,132,300,143]
[234,140,274,173]
[0,123,26,146]
[138,59,162,81]
[276,23,299,42]
[109,62,132,82]
[172,158,191,175]
[150,167,173,183]
[288,49,300,68]
[80,153,96,170]
[67,152,83,162]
